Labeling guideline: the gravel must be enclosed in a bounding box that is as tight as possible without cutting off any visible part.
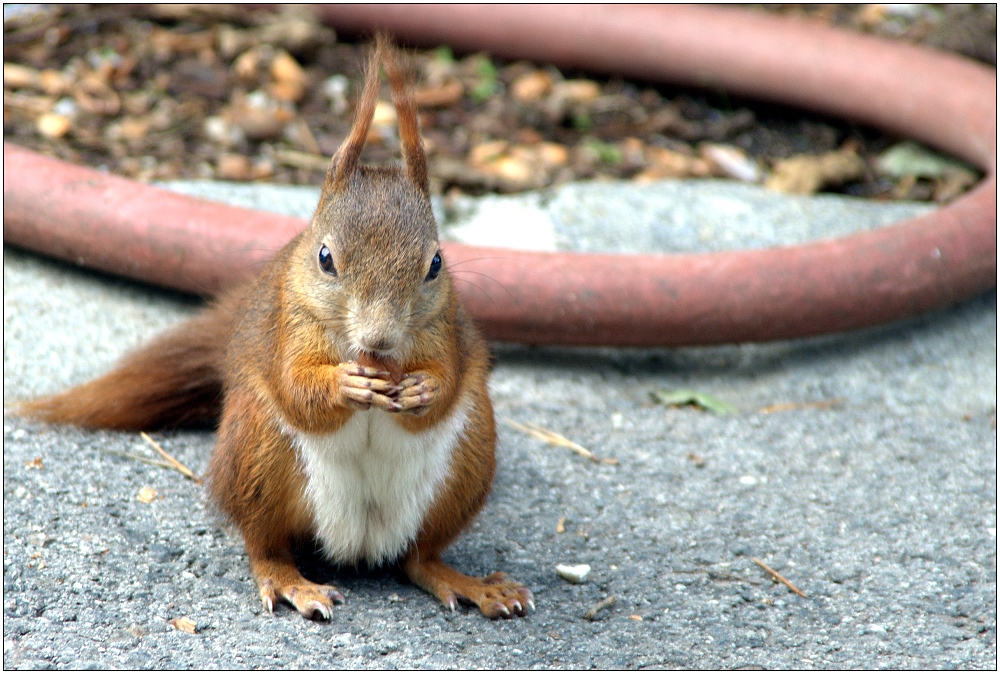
[3,179,996,669]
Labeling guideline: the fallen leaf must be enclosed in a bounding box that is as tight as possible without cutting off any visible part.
[651,389,737,414]
[765,148,864,194]
[170,616,198,634]
[137,486,158,504]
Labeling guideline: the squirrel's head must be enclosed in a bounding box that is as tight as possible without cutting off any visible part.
[289,35,450,363]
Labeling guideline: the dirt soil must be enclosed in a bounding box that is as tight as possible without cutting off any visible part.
[3,4,994,202]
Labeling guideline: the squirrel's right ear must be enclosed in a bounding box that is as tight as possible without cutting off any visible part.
[381,35,430,196]
[323,38,385,196]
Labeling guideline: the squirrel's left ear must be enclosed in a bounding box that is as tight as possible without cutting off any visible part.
[382,36,430,197]
[323,37,385,197]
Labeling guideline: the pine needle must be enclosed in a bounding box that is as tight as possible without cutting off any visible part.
[503,418,603,463]
[99,447,175,470]
[140,432,203,484]
[752,557,808,598]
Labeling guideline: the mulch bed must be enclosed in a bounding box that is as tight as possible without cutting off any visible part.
[3,4,993,202]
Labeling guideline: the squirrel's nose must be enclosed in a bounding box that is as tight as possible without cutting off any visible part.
[359,335,396,354]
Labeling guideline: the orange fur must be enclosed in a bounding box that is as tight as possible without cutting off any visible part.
[18,289,243,430]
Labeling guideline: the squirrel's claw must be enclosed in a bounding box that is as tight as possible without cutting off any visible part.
[258,578,344,621]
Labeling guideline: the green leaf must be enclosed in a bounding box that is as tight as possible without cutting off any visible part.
[474,57,497,80]
[651,389,737,414]
[572,111,593,131]
[469,78,498,103]
[877,141,976,179]
[433,45,454,63]
[467,56,499,103]
[584,139,622,165]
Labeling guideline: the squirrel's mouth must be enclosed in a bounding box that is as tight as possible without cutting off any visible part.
[357,350,404,384]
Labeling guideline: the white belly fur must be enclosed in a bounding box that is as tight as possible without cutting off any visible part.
[291,395,471,565]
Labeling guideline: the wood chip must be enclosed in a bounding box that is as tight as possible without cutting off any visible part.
[4,62,41,89]
[137,486,158,504]
[752,557,808,598]
[628,614,643,621]
[25,457,43,470]
[503,418,603,463]
[273,148,331,172]
[413,80,464,108]
[511,70,553,102]
[584,595,616,620]
[555,516,566,534]
[140,432,202,483]
[36,113,71,138]
[170,616,198,634]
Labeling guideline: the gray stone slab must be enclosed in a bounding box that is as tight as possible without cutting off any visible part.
[3,179,995,669]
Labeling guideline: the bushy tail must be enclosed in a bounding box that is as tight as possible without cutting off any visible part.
[18,293,240,431]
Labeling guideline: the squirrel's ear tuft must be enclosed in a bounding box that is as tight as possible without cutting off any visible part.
[382,35,430,197]
[323,36,385,196]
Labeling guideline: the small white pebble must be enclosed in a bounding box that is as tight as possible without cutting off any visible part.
[52,97,78,118]
[555,563,591,584]
[739,475,758,485]
[610,412,624,429]
[323,74,349,115]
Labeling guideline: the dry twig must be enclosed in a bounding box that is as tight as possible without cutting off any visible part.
[752,557,808,598]
[758,398,843,414]
[584,595,616,620]
[673,568,762,586]
[140,432,203,483]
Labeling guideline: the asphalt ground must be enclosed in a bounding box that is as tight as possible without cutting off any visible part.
[3,180,996,669]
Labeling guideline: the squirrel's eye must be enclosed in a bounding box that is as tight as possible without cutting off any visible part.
[425,251,442,282]
[318,245,336,276]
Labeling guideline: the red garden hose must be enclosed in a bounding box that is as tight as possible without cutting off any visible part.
[3,5,995,346]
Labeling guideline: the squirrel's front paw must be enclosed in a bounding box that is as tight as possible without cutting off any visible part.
[392,372,440,416]
[335,363,400,412]
[259,578,345,621]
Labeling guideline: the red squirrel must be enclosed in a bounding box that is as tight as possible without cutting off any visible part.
[21,36,533,620]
